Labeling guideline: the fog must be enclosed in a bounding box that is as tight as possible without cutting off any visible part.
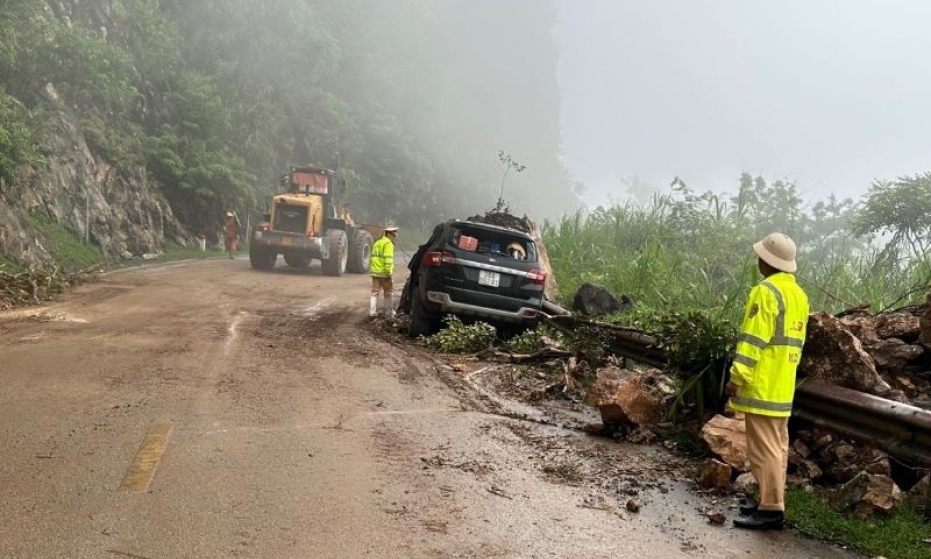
[554,0,931,207]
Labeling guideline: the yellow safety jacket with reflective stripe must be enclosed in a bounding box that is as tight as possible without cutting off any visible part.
[369,236,394,277]
[729,272,809,417]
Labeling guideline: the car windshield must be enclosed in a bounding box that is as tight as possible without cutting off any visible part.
[447,225,537,262]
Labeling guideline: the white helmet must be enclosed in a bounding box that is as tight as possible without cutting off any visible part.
[753,233,797,273]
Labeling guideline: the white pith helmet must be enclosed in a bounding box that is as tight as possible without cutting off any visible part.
[753,233,797,273]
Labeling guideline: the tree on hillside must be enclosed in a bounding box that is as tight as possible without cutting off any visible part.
[854,173,931,260]
[620,175,656,206]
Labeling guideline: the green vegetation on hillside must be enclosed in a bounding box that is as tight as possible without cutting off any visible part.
[23,213,105,271]
[0,0,574,239]
[545,173,931,320]
[544,174,931,417]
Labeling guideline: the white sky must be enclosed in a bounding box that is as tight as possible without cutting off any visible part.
[553,0,931,207]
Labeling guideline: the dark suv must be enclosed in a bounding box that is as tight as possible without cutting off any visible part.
[400,220,548,337]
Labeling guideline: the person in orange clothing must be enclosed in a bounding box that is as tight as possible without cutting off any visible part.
[224,211,240,259]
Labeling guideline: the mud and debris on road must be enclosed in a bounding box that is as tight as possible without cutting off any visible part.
[0,260,866,558]
[383,276,931,529]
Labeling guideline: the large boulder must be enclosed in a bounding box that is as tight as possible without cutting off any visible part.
[800,312,898,398]
[585,366,674,428]
[700,415,750,471]
[908,475,931,502]
[841,312,920,344]
[840,315,881,346]
[868,338,924,374]
[874,313,921,341]
[572,283,632,316]
[832,473,902,518]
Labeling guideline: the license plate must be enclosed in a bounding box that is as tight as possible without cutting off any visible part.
[281,235,292,246]
[478,270,500,288]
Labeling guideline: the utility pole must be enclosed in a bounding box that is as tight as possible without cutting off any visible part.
[84,186,90,244]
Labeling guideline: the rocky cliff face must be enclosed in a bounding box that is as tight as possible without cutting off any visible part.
[0,83,187,268]
[0,0,188,269]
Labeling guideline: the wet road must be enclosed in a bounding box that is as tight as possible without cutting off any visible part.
[0,258,860,558]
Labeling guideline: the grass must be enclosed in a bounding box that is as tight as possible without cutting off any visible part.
[4,217,228,276]
[542,195,931,421]
[543,200,931,321]
[787,489,931,559]
[23,212,106,271]
[0,252,23,272]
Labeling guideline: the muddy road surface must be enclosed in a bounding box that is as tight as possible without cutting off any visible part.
[0,259,858,558]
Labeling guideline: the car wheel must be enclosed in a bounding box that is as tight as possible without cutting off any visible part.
[409,293,439,338]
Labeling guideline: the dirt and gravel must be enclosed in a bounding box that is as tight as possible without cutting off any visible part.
[0,258,862,558]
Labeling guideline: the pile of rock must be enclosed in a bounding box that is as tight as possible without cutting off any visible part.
[575,299,931,518]
[800,304,931,405]
[697,416,931,518]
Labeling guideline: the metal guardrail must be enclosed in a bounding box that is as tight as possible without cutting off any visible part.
[795,380,931,466]
[544,314,931,467]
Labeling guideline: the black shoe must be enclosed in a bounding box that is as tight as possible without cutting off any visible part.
[733,510,784,530]
[738,497,758,516]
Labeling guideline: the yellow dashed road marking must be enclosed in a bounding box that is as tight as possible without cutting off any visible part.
[118,423,172,492]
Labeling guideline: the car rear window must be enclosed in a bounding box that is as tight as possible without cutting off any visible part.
[447,225,537,263]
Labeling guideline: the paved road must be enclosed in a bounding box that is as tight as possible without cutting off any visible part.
[0,259,859,558]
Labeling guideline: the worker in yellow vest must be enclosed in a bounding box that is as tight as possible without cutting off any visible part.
[726,233,809,530]
[369,227,398,318]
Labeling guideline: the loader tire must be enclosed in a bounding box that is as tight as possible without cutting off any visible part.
[347,231,374,274]
[283,252,312,268]
[321,229,348,276]
[250,245,277,270]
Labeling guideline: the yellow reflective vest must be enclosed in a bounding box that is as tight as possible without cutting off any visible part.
[729,272,809,417]
[370,236,394,277]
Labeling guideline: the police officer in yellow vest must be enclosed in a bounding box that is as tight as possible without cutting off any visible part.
[369,227,398,318]
[726,233,809,530]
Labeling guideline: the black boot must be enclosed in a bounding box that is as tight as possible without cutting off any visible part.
[738,497,758,516]
[733,510,784,530]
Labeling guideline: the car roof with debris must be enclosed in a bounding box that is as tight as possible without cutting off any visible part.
[448,219,535,240]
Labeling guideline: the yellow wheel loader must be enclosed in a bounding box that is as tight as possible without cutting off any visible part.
[249,166,374,276]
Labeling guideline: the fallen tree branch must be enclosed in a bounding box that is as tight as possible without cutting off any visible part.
[0,266,100,310]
